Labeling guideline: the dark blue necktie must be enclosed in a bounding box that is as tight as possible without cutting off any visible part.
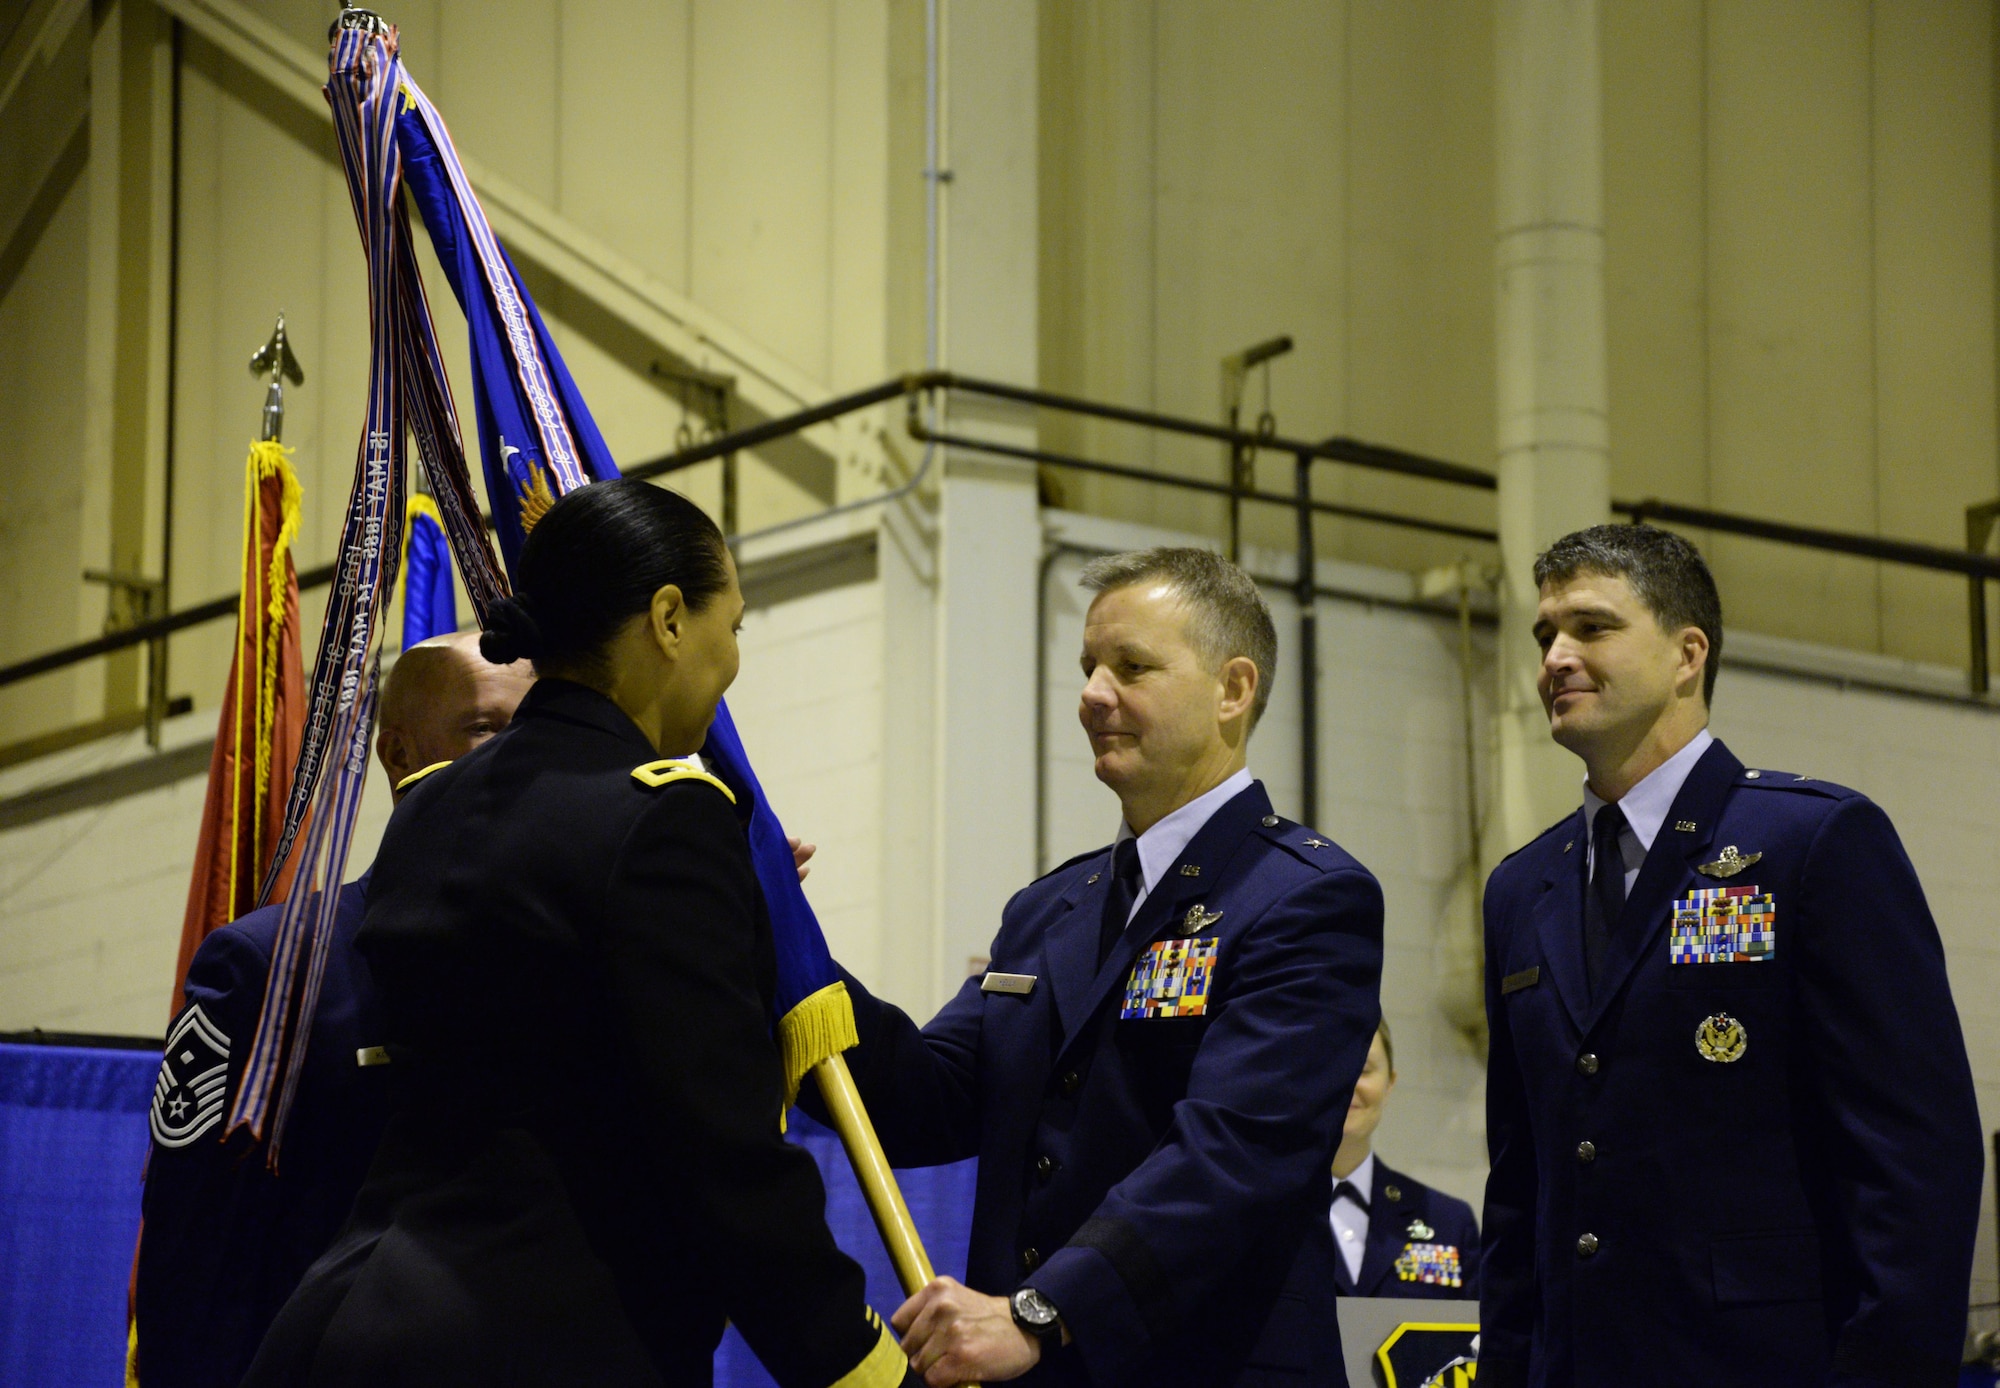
[1585,803,1629,993]
[1097,838,1143,967]
[1333,1180,1371,1215]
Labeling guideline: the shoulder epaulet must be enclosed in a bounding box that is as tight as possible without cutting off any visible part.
[1256,815,1346,869]
[1735,768,1856,800]
[1497,810,1581,867]
[631,760,738,803]
[394,760,452,792]
[1031,845,1105,885]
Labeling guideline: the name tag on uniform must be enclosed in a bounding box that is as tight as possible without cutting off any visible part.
[1121,937,1219,1019]
[980,972,1037,996]
[1670,885,1776,964]
[1501,966,1540,995]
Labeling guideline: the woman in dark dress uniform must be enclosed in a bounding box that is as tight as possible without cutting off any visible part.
[248,480,913,1388]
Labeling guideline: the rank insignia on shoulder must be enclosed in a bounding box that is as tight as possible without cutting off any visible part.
[1697,845,1761,878]
[1122,937,1219,1019]
[1696,1012,1747,1063]
[1406,1218,1435,1241]
[1303,837,1329,849]
[1393,1241,1463,1288]
[151,1004,230,1149]
[631,759,737,803]
[1671,885,1774,964]
[394,760,452,792]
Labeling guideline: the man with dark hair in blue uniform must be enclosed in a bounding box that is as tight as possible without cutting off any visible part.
[818,547,1386,1387]
[135,633,535,1388]
[1324,1020,1479,1301]
[1479,524,1982,1388]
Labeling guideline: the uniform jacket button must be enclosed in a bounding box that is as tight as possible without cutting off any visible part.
[1576,1232,1599,1257]
[1020,1247,1041,1273]
[1060,1071,1082,1098]
[1035,1155,1056,1182]
[1576,1052,1600,1076]
[1261,815,1280,827]
[1576,1140,1596,1163]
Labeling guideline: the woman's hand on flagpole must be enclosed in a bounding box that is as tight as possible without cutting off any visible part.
[787,836,817,882]
[892,1276,1043,1386]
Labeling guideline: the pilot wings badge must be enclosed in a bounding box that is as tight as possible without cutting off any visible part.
[1181,903,1223,934]
[1697,845,1762,879]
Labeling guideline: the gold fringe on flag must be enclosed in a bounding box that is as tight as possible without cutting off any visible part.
[777,980,859,1126]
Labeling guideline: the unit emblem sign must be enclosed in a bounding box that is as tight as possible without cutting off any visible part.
[1122,937,1219,1018]
[1696,1012,1747,1064]
[151,1004,232,1148]
[1375,1324,1480,1388]
[1670,885,1775,965]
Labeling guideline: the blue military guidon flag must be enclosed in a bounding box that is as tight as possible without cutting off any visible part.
[399,493,458,646]
[232,13,855,1161]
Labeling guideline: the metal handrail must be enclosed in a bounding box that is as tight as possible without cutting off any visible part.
[1616,498,2000,581]
[0,374,1492,693]
[5,372,1997,699]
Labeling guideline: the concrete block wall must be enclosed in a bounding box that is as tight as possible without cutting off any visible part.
[0,708,393,1036]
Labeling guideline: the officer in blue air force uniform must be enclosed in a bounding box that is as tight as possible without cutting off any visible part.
[135,633,534,1388]
[811,548,1385,1388]
[1322,1021,1479,1301]
[1479,525,1982,1388]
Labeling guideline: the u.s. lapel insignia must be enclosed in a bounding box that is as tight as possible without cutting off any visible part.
[1406,1217,1435,1241]
[1697,845,1762,878]
[1695,1012,1747,1063]
[1382,1183,1403,1204]
[1181,902,1223,933]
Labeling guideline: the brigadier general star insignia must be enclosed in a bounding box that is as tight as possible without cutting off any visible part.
[1697,845,1762,878]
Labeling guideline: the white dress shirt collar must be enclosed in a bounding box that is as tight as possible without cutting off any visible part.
[1329,1150,1376,1282]
[1583,727,1713,854]
[1336,1149,1376,1203]
[1115,766,1255,901]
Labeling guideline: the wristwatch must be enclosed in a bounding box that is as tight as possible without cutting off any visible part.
[1010,1287,1063,1341]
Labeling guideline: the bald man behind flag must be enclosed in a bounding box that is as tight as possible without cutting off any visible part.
[134,635,534,1388]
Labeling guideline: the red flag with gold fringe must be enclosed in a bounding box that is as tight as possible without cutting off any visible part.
[170,438,307,1002]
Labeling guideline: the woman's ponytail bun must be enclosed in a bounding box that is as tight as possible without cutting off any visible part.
[479,595,546,665]
[495,479,730,679]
